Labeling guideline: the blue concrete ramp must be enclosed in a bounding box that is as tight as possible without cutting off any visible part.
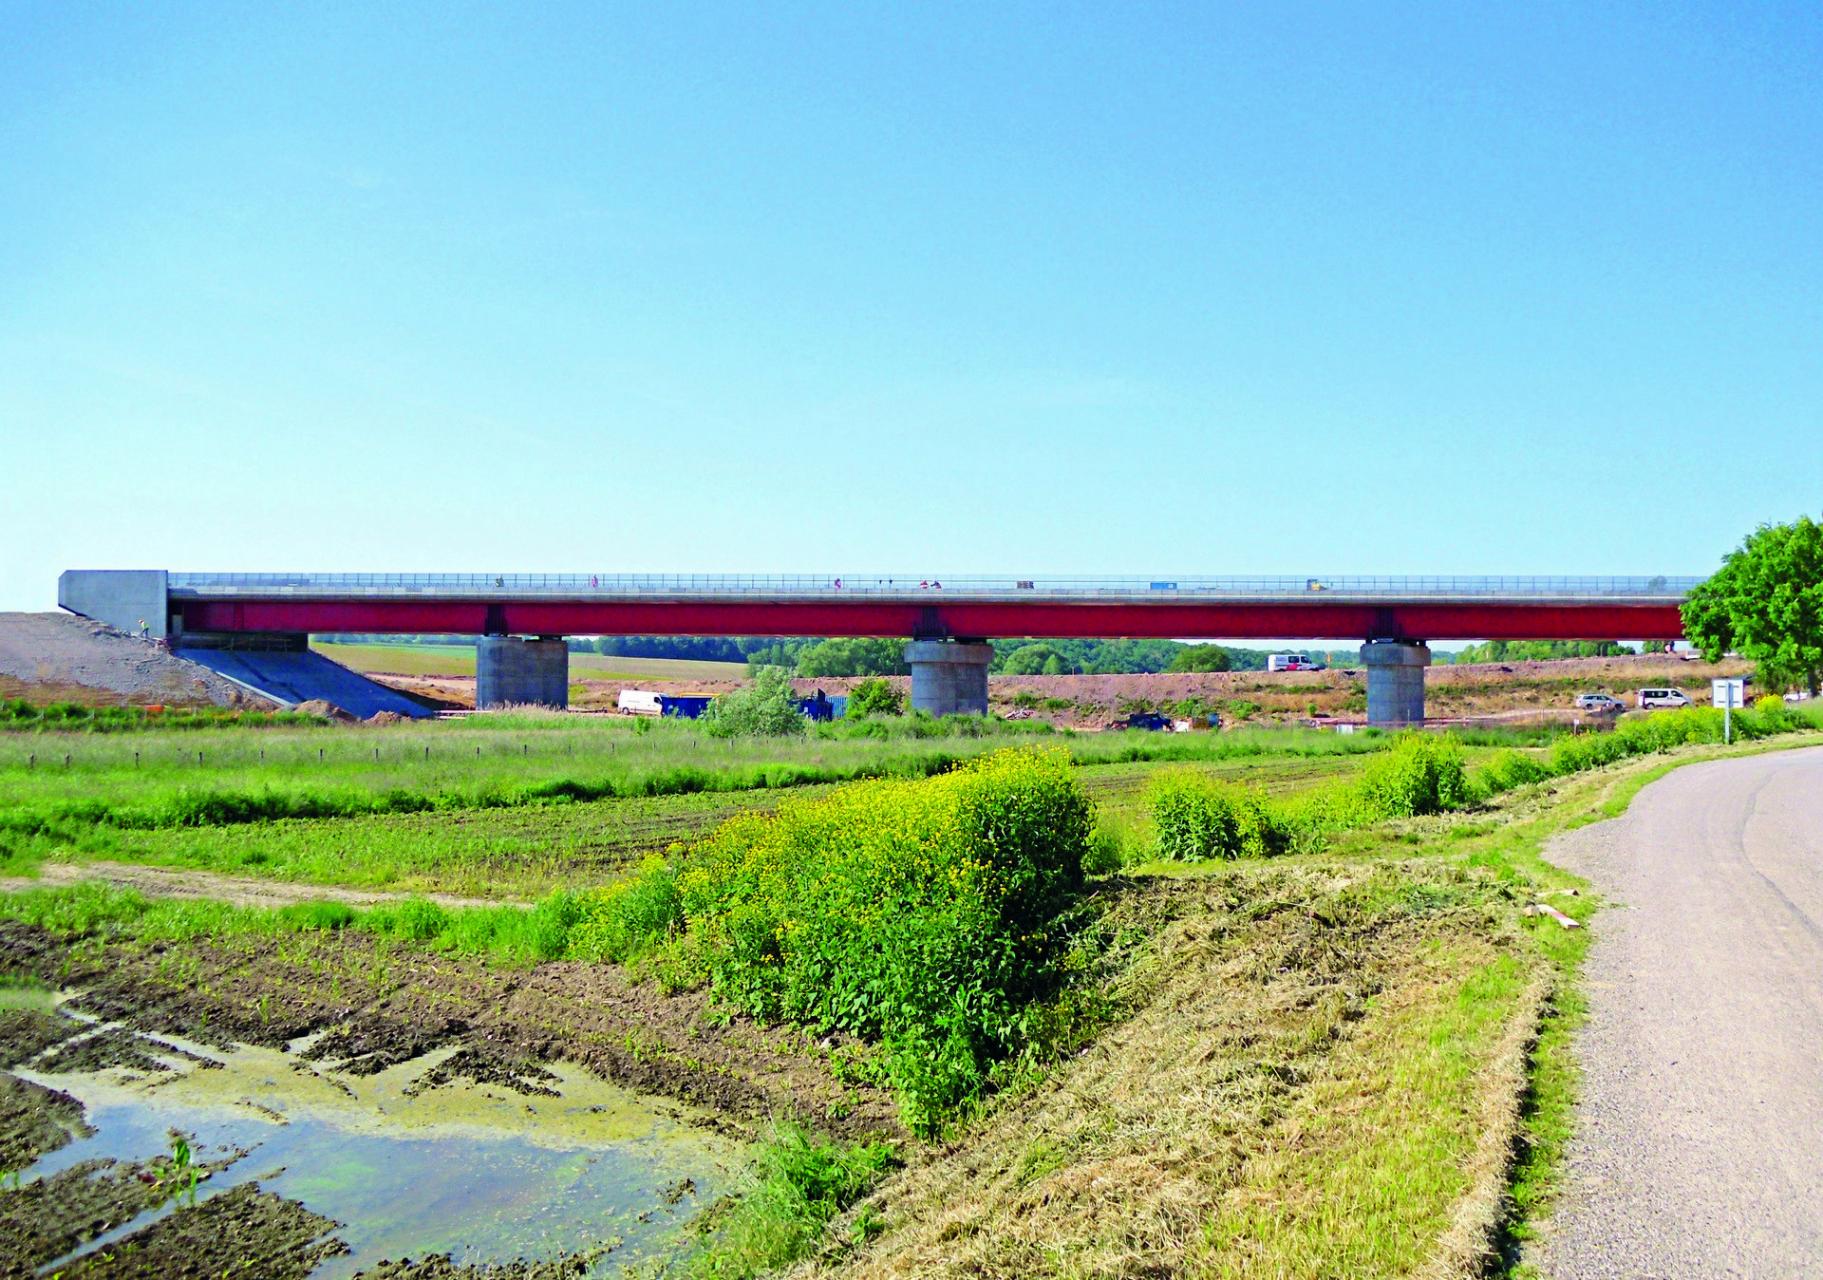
[177,647,434,719]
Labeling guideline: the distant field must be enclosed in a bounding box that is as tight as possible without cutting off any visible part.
[312,642,746,683]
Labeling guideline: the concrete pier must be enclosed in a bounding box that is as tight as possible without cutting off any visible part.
[904,639,993,717]
[1360,640,1430,727]
[477,635,569,710]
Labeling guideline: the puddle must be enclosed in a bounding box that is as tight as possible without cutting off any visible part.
[14,1007,743,1275]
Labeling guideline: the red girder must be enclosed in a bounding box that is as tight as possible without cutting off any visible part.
[175,598,1685,642]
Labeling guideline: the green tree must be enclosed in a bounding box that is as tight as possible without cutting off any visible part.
[1166,643,1231,673]
[704,666,806,737]
[1002,643,1069,675]
[1683,516,1823,696]
[846,677,905,718]
[795,638,908,678]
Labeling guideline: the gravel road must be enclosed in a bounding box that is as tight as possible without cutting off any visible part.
[1529,746,1823,1278]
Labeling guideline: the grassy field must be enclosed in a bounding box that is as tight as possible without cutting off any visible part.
[10,747,1408,901]
[312,641,747,682]
[0,717,1387,853]
[8,697,1814,1277]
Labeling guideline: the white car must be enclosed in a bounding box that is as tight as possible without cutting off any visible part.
[1636,688,1692,710]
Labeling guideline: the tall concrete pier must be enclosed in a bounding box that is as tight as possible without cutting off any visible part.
[477,636,569,709]
[1360,639,1430,727]
[904,639,993,717]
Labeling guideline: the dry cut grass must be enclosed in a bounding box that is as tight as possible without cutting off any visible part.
[796,862,1541,1280]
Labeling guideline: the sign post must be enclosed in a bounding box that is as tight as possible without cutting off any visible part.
[1712,678,1746,744]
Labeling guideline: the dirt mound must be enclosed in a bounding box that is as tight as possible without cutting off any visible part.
[0,612,275,709]
[293,698,356,722]
[364,710,407,726]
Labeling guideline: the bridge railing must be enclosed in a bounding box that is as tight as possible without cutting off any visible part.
[167,572,1702,600]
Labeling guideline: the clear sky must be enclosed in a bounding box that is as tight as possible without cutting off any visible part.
[4,2,1820,611]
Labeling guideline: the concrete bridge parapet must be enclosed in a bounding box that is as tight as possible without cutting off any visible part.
[904,640,994,718]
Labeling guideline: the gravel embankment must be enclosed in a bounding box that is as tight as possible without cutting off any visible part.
[0,611,267,707]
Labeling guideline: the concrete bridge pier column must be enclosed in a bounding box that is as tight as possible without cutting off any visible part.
[904,640,994,717]
[1360,640,1430,727]
[477,636,569,710]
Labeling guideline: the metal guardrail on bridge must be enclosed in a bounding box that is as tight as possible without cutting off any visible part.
[167,572,1702,602]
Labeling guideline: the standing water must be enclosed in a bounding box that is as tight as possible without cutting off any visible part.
[13,1002,743,1275]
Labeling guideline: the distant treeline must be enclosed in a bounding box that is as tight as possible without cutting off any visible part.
[317,632,1633,676]
[1446,640,1635,664]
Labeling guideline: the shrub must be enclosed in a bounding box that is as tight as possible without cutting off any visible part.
[1149,770,1241,860]
[1357,733,1471,817]
[704,666,806,738]
[846,677,905,719]
[570,857,683,962]
[1475,749,1552,798]
[1081,821,1128,875]
[608,748,1091,1131]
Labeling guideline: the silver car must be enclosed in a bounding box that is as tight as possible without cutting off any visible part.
[1574,693,1624,714]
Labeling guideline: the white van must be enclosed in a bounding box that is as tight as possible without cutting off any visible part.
[616,689,665,716]
[1268,653,1321,673]
[1636,688,1692,710]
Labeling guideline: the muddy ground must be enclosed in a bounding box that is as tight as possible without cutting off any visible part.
[0,921,894,1278]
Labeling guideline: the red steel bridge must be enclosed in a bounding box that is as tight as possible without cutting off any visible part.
[59,570,1699,723]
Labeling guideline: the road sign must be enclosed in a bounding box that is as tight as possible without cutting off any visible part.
[1713,677,1746,743]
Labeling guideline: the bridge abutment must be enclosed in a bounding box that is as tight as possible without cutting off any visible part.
[904,640,993,717]
[477,636,569,710]
[1360,639,1430,727]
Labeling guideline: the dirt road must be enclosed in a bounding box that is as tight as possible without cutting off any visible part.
[0,861,520,911]
[1531,746,1823,1277]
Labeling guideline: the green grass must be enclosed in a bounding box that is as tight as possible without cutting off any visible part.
[0,878,587,968]
[45,786,832,898]
[0,718,1392,862]
[312,641,748,682]
[682,1125,897,1279]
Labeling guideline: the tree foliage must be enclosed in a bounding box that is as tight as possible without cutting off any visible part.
[704,665,806,737]
[1449,640,1633,664]
[1002,643,1070,675]
[1683,516,1823,696]
[846,677,905,719]
[1166,643,1232,673]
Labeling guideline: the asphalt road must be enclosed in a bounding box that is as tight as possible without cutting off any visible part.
[1530,746,1823,1278]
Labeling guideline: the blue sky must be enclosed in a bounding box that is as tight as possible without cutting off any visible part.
[4,2,1820,611]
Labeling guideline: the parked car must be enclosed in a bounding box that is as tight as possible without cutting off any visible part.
[1574,693,1625,714]
[1267,653,1324,672]
[1636,687,1692,710]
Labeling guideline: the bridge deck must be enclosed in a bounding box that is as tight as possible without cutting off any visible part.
[161,573,1697,642]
